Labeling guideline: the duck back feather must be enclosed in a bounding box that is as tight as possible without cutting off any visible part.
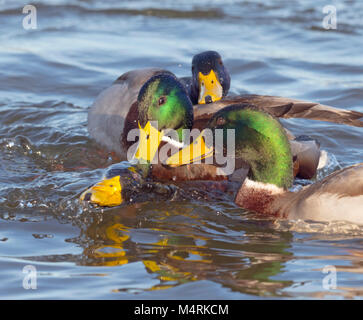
[194,95,363,127]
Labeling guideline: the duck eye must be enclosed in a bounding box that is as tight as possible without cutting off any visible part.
[211,80,214,84]
[218,59,223,66]
[158,96,166,106]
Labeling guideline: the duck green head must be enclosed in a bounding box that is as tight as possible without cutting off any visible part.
[138,73,193,136]
[166,103,293,189]
[134,73,194,165]
[190,51,230,104]
[207,104,293,189]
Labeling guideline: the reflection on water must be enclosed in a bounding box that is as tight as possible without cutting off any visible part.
[0,0,363,299]
[68,202,294,296]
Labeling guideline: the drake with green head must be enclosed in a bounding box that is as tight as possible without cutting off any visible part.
[137,73,193,139]
[164,104,363,224]
[88,70,193,156]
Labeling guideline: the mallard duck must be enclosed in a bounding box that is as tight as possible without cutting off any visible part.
[179,50,230,104]
[154,104,363,224]
[208,105,363,224]
[88,69,192,156]
[80,162,183,207]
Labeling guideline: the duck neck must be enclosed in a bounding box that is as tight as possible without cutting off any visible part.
[235,178,289,217]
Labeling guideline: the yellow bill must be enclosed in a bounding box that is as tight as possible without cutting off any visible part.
[198,70,223,104]
[80,175,122,207]
[134,121,164,163]
[166,130,214,166]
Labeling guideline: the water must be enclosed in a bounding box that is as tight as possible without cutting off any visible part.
[0,0,362,299]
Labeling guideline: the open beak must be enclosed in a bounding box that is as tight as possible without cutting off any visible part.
[166,130,214,166]
[198,70,223,104]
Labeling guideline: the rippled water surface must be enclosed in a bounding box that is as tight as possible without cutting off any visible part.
[0,0,363,299]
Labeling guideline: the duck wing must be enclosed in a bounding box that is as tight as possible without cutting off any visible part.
[290,136,321,179]
[194,95,363,127]
[287,163,363,224]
